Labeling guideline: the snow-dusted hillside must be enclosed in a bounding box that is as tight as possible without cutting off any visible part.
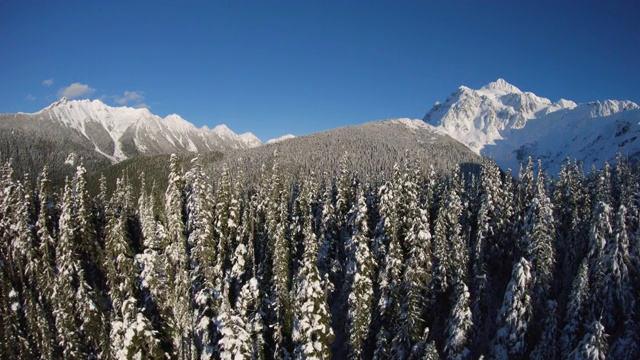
[423,79,640,172]
[218,118,482,182]
[33,97,262,162]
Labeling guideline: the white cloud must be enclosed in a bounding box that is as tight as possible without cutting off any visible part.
[42,78,54,86]
[58,82,96,99]
[133,103,150,109]
[114,90,144,105]
[26,94,36,101]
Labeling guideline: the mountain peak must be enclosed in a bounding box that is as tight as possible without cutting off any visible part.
[44,97,68,110]
[239,132,262,147]
[423,79,640,173]
[480,78,522,94]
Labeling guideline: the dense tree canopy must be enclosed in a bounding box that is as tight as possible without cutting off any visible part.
[0,154,639,359]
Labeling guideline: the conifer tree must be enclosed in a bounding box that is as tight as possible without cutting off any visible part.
[266,153,293,357]
[105,177,164,359]
[471,159,506,350]
[441,174,467,287]
[444,281,473,360]
[0,275,32,358]
[1,177,39,358]
[52,181,89,358]
[554,159,590,293]
[214,163,234,290]
[292,187,333,359]
[33,167,58,359]
[516,158,535,235]
[71,167,108,357]
[239,277,267,360]
[72,166,103,286]
[491,257,533,359]
[16,179,58,359]
[392,202,432,357]
[422,340,441,360]
[215,295,252,360]
[372,169,403,359]
[346,188,375,359]
[164,154,194,359]
[520,162,556,328]
[598,204,633,328]
[186,156,218,358]
[136,179,171,335]
[561,260,591,358]
[35,167,56,302]
[529,300,559,360]
[375,199,403,358]
[569,319,608,360]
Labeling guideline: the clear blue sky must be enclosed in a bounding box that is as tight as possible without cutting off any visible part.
[1,1,639,142]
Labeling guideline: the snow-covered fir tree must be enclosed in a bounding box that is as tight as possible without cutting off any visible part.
[569,319,608,360]
[185,156,218,358]
[164,154,195,359]
[491,257,533,359]
[53,180,105,359]
[292,186,333,359]
[105,177,164,359]
[345,187,376,359]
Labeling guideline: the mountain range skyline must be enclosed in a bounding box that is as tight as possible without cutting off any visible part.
[9,78,640,145]
[2,77,638,179]
[1,1,638,142]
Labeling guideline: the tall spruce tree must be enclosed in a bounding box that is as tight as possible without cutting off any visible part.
[491,257,533,359]
[33,167,58,359]
[393,201,432,358]
[569,319,608,360]
[105,178,164,359]
[292,183,333,359]
[164,154,194,359]
[266,153,293,357]
[186,156,218,358]
[444,281,473,360]
[561,260,591,358]
[345,187,376,359]
[50,181,78,358]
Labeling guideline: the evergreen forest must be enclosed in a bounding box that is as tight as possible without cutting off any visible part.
[1,152,639,360]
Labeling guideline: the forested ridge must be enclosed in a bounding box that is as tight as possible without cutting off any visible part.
[1,152,639,359]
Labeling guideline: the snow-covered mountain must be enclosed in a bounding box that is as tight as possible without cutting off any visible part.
[219,118,481,180]
[31,98,262,162]
[423,79,640,172]
[266,134,296,144]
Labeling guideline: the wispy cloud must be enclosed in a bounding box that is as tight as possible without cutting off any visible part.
[26,94,37,101]
[58,82,96,99]
[133,103,150,109]
[114,90,144,105]
[42,78,54,86]
[114,90,149,109]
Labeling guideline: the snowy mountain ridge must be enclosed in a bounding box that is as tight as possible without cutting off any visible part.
[423,79,640,172]
[33,97,262,162]
[266,134,296,144]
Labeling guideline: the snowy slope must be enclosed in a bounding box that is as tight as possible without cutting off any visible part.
[220,118,482,181]
[266,134,296,144]
[32,98,262,162]
[424,79,640,172]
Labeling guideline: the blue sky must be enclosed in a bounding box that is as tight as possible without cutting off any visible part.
[1,1,639,142]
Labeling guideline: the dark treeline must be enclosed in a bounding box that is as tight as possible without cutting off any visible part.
[1,152,639,360]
